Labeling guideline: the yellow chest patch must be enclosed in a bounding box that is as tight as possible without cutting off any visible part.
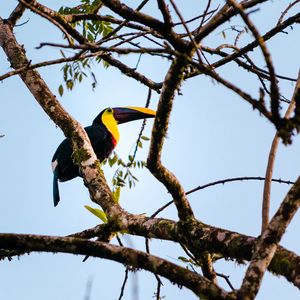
[101,109,120,144]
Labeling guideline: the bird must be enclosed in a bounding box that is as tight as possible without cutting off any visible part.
[51,106,156,206]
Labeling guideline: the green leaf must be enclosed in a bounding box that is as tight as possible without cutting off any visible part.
[66,79,74,90]
[112,187,121,203]
[111,154,118,165]
[141,135,150,141]
[87,32,94,42]
[84,205,108,223]
[178,256,190,263]
[58,84,64,96]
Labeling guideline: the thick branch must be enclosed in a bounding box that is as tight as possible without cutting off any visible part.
[1,211,299,288]
[157,0,173,29]
[120,215,300,288]
[0,17,121,218]
[0,233,230,300]
[237,177,300,299]
[7,3,26,27]
[147,57,194,221]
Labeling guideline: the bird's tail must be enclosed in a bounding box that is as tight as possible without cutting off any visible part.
[53,169,60,207]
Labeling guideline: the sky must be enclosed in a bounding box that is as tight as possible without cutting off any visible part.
[0,1,300,299]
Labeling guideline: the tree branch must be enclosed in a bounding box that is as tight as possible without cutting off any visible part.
[194,0,269,42]
[101,0,188,51]
[0,233,230,300]
[121,215,300,288]
[151,176,295,218]
[19,0,86,44]
[262,71,300,232]
[157,0,173,30]
[0,17,122,218]
[1,211,299,288]
[191,62,273,122]
[237,177,300,299]
[7,3,26,27]
[0,52,98,81]
[208,11,300,75]
[147,57,194,221]
[226,0,280,124]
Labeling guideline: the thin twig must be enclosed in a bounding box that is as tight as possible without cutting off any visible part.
[12,44,161,93]
[155,279,162,300]
[145,237,163,298]
[277,0,300,25]
[204,12,300,84]
[198,0,213,32]
[144,237,163,299]
[127,88,152,166]
[190,61,272,122]
[0,52,98,81]
[210,44,289,102]
[116,234,129,300]
[116,235,123,247]
[101,0,187,51]
[151,176,295,218]
[110,32,147,48]
[216,273,235,291]
[226,0,280,124]
[169,0,203,63]
[18,0,73,45]
[66,14,163,40]
[118,268,129,300]
[37,42,171,55]
[174,6,218,27]
[98,0,151,45]
[261,71,300,233]
[199,45,297,84]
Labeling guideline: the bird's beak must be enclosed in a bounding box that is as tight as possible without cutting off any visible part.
[112,106,156,124]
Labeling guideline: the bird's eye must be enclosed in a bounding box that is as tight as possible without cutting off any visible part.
[107,108,113,113]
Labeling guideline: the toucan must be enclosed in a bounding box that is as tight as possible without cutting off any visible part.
[51,106,156,206]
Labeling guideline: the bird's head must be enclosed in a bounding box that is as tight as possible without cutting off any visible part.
[92,106,156,125]
[92,106,156,145]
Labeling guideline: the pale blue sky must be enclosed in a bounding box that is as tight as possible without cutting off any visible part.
[1,1,299,299]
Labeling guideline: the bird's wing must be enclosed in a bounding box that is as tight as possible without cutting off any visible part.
[85,124,108,144]
[52,138,78,181]
[85,124,115,161]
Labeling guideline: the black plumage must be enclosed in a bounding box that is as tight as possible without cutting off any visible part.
[51,106,156,207]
